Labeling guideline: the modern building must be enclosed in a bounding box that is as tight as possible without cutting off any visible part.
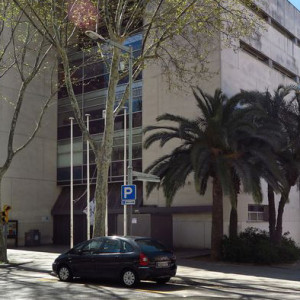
[3,0,300,248]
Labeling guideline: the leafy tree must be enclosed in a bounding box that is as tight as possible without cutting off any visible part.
[12,0,264,237]
[144,88,283,259]
[0,1,56,262]
[240,86,300,244]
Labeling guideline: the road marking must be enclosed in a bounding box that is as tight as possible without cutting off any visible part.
[38,278,58,282]
[135,289,172,294]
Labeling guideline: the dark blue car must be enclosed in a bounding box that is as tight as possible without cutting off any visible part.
[52,236,177,287]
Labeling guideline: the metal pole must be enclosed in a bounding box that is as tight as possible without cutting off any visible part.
[127,46,133,235]
[69,117,74,248]
[123,107,127,236]
[85,114,91,240]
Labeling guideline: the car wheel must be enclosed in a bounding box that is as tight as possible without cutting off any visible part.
[121,269,139,287]
[156,277,170,284]
[58,265,73,282]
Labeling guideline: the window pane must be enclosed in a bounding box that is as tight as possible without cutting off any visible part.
[101,239,121,253]
[121,241,134,253]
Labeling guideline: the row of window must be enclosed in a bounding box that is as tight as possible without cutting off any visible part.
[240,41,298,81]
[58,111,142,140]
[249,1,300,46]
[57,158,142,185]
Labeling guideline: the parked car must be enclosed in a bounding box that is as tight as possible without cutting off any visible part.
[52,236,177,287]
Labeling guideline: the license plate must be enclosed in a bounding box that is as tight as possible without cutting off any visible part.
[156,261,169,268]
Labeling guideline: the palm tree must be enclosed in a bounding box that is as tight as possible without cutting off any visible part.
[240,86,299,244]
[144,88,283,259]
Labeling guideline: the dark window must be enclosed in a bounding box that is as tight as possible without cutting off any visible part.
[101,239,121,253]
[84,74,110,93]
[136,239,167,252]
[132,159,142,172]
[111,161,123,176]
[57,124,82,140]
[83,62,107,79]
[121,241,134,253]
[248,204,269,221]
[133,112,142,127]
[82,239,103,252]
[57,166,82,182]
[83,108,103,120]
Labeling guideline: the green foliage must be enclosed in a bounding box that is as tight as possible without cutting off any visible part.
[222,227,300,264]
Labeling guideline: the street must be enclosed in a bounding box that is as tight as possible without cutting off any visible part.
[1,248,300,299]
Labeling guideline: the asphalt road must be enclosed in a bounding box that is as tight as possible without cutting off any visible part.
[1,248,300,299]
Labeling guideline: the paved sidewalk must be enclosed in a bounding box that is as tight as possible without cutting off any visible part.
[2,246,300,299]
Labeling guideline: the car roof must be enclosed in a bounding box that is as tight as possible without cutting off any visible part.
[93,236,153,241]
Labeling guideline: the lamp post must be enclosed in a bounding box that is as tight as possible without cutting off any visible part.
[85,30,134,235]
[85,114,91,239]
[69,117,74,248]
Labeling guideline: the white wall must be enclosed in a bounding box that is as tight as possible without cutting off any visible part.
[0,48,60,246]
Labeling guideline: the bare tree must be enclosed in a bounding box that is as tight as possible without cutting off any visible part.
[12,0,264,238]
[0,1,56,262]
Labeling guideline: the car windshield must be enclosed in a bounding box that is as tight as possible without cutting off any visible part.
[135,239,167,252]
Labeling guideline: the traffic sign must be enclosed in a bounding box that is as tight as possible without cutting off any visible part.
[121,185,136,205]
[121,199,135,205]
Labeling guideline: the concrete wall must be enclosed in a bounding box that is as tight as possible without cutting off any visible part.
[142,0,300,248]
[142,36,221,208]
[220,0,300,245]
[0,45,60,246]
[257,0,300,39]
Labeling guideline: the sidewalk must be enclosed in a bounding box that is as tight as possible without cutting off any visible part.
[3,246,300,300]
[6,244,300,271]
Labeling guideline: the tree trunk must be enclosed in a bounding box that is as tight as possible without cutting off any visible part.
[229,206,238,239]
[92,46,121,237]
[93,161,108,237]
[211,176,223,261]
[268,184,276,242]
[274,187,290,244]
[0,175,8,263]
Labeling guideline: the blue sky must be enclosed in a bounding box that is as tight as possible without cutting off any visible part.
[289,0,300,10]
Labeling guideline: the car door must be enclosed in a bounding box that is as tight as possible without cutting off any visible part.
[93,238,121,279]
[118,240,137,268]
[69,239,103,278]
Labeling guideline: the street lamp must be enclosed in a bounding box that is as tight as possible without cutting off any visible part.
[85,114,91,240]
[85,30,134,235]
[69,117,74,248]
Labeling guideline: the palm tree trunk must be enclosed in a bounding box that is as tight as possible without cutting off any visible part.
[274,187,290,244]
[229,206,238,239]
[211,176,223,261]
[268,184,276,242]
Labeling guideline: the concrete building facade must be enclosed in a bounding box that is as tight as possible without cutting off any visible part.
[3,0,300,248]
[143,0,300,248]
[0,48,59,246]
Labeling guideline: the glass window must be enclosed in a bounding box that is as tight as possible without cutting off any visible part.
[121,241,134,253]
[83,61,107,79]
[111,161,123,176]
[248,205,267,221]
[100,239,121,253]
[82,238,103,253]
[135,239,167,252]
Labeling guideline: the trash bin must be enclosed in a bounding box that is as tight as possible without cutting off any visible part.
[25,230,41,246]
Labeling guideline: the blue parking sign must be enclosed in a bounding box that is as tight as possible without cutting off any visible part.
[121,185,136,202]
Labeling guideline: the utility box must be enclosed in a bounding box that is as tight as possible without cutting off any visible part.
[25,230,41,246]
